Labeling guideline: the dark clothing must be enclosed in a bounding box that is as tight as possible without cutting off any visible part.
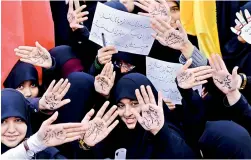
[1,89,65,159]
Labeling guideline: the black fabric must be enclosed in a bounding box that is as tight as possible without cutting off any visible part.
[3,61,38,89]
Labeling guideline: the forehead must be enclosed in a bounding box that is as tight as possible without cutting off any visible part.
[3,117,20,121]
[166,1,178,8]
[119,98,137,104]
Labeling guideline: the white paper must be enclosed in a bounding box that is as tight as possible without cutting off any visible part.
[146,57,183,104]
[89,2,155,56]
[146,57,203,105]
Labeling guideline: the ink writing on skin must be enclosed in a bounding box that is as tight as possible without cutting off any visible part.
[85,121,105,141]
[165,32,184,46]
[141,106,160,130]
[178,71,193,84]
[67,12,75,23]
[214,75,232,90]
[28,48,50,65]
[45,93,58,110]
[98,77,109,91]
[150,4,169,17]
[42,128,65,144]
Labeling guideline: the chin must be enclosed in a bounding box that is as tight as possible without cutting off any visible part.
[125,122,137,129]
[3,140,21,148]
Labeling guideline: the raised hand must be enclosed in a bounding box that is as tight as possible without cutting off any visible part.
[177,59,214,89]
[231,9,251,44]
[37,111,86,147]
[94,62,116,96]
[14,42,52,69]
[209,54,239,95]
[134,0,171,21]
[81,101,119,147]
[150,16,190,51]
[97,46,118,65]
[39,79,71,111]
[163,98,176,110]
[67,0,89,31]
[131,85,164,135]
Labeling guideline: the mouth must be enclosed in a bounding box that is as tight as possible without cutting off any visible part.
[5,135,19,141]
[125,117,136,124]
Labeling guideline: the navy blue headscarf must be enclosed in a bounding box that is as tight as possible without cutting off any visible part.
[3,61,38,89]
[1,89,32,153]
[112,73,182,135]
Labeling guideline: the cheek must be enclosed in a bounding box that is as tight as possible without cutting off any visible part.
[17,123,27,137]
[16,89,25,96]
[31,87,39,98]
[118,109,125,117]
[172,12,180,21]
[1,125,7,135]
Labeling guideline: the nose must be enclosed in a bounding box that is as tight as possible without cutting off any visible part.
[23,87,32,98]
[124,105,132,117]
[7,122,16,134]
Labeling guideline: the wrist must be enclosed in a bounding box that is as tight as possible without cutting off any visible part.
[180,41,194,59]
[226,89,241,106]
[27,133,47,153]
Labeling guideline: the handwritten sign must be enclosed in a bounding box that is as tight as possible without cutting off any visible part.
[89,2,155,55]
[146,57,182,104]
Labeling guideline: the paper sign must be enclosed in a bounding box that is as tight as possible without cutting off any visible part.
[89,2,155,55]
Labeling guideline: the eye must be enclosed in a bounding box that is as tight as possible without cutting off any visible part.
[171,7,179,13]
[31,83,37,88]
[17,85,24,90]
[117,103,125,109]
[131,101,139,107]
[2,120,7,125]
[15,119,23,123]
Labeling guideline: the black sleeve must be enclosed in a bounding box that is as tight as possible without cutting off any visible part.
[88,57,104,76]
[228,94,251,135]
[152,122,197,158]
[41,56,57,92]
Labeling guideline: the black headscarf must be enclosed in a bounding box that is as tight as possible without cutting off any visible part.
[1,89,32,153]
[3,61,38,89]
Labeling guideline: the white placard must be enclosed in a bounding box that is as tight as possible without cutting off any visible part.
[89,2,155,55]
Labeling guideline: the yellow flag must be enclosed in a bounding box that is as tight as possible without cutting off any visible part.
[180,0,221,58]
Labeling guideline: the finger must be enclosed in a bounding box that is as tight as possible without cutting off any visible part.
[134,2,149,13]
[230,27,241,36]
[111,71,116,83]
[55,99,71,110]
[57,83,71,100]
[99,46,117,53]
[102,59,112,65]
[140,85,150,104]
[150,24,165,37]
[102,50,118,56]
[244,9,251,22]
[107,120,119,134]
[75,5,86,13]
[215,54,227,71]
[105,62,112,77]
[63,123,84,129]
[96,101,110,118]
[192,66,212,74]
[35,41,46,52]
[150,18,166,33]
[131,108,143,124]
[195,74,213,81]
[18,46,34,51]
[64,136,82,143]
[135,89,145,105]
[108,63,114,79]
[236,12,247,26]
[235,19,243,29]
[138,12,151,17]
[168,105,176,111]
[100,63,108,76]
[152,33,166,45]
[68,0,74,11]
[65,126,86,133]
[77,11,89,18]
[232,66,239,78]
[46,80,56,93]
[106,110,119,127]
[211,54,221,71]
[19,58,34,64]
[100,55,112,62]
[70,23,84,29]
[66,131,84,139]
[56,79,69,94]
[15,48,30,55]
[82,109,95,123]
[208,56,216,70]
[194,68,215,77]
[154,16,171,30]
[74,0,80,10]
[146,85,156,104]
[42,111,58,126]
[52,78,64,93]
[176,20,186,34]
[194,80,208,86]
[102,105,117,121]
[77,17,88,23]
[158,91,163,108]
[183,58,192,70]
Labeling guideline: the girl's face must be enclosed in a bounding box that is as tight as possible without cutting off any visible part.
[117,98,141,129]
[167,1,180,29]
[1,117,27,147]
[16,80,39,98]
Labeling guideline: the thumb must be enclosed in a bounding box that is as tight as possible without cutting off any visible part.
[183,58,192,70]
[42,111,58,126]
[232,66,239,78]
[131,108,142,124]
[176,20,186,34]
[81,109,95,123]
[35,41,44,51]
